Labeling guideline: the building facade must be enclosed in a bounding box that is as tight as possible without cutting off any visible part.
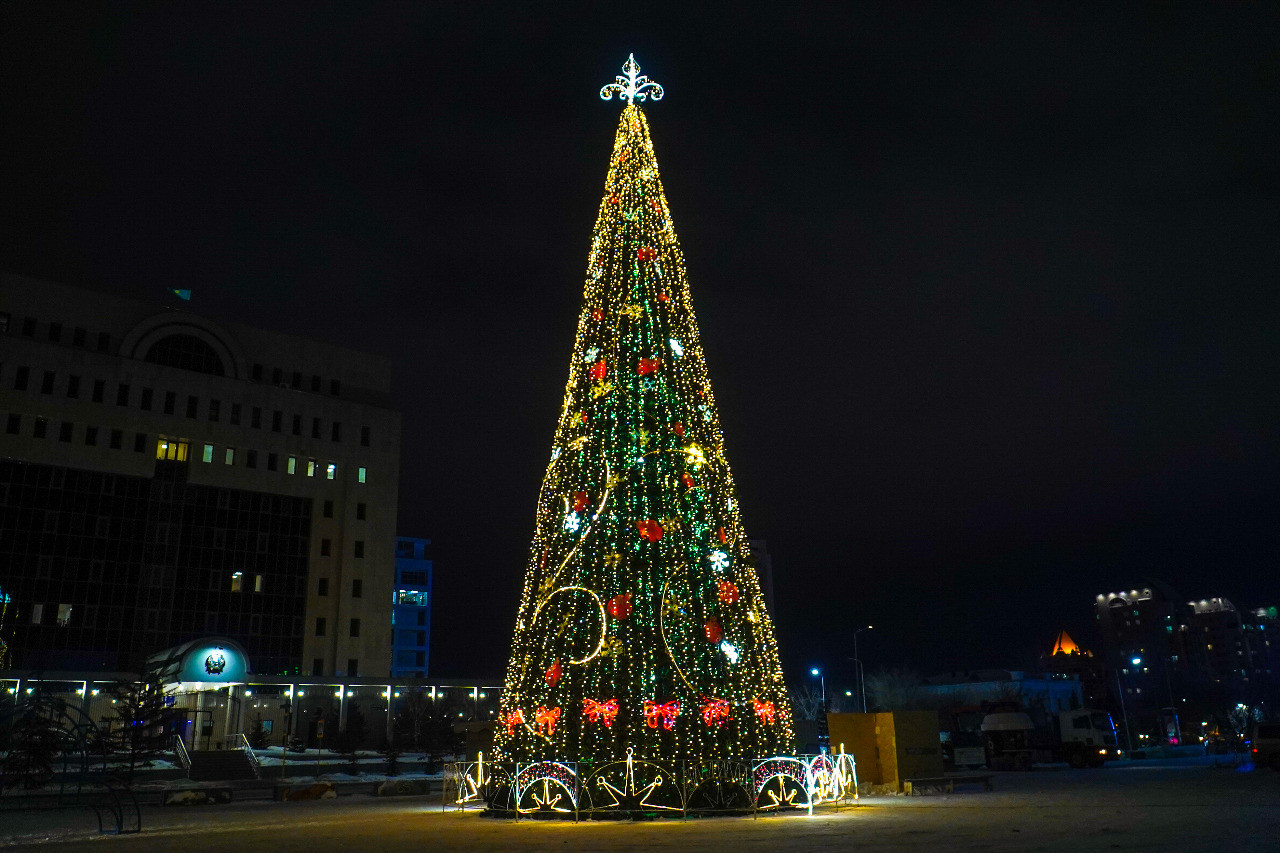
[0,273,401,678]
[391,536,432,678]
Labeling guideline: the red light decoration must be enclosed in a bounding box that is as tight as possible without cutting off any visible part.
[704,619,723,644]
[717,581,739,604]
[637,246,658,262]
[752,699,776,726]
[636,519,664,542]
[534,706,561,736]
[571,491,589,512]
[681,472,696,489]
[701,699,731,728]
[583,698,619,728]
[502,709,525,736]
[643,700,680,731]
[606,593,633,619]
[589,359,608,381]
[545,660,563,687]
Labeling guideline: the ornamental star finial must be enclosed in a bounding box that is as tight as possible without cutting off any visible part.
[600,54,664,105]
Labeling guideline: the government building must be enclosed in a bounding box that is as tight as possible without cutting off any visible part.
[0,273,401,679]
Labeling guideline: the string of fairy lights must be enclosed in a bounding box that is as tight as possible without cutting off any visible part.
[493,58,794,770]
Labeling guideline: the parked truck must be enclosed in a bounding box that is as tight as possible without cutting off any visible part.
[982,708,1122,769]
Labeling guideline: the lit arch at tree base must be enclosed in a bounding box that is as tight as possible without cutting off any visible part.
[444,749,860,819]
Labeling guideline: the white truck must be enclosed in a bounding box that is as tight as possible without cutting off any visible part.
[981,708,1122,769]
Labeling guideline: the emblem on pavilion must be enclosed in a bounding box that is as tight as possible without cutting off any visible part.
[205,649,228,675]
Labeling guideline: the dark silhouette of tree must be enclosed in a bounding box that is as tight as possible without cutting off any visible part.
[104,675,183,782]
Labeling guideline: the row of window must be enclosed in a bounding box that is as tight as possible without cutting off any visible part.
[314,577,364,598]
[0,313,348,399]
[5,412,149,451]
[6,365,372,445]
[312,658,361,677]
[185,440,369,484]
[314,616,362,639]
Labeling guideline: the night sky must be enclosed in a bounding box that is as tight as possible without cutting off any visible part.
[3,5,1277,688]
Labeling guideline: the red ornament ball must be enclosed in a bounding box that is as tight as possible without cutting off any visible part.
[673,423,685,437]
[637,246,658,262]
[607,593,633,619]
[572,491,589,513]
[704,619,723,644]
[717,581,740,604]
[637,357,662,376]
[636,519,664,543]
[592,308,604,321]
[589,359,607,381]
[546,660,563,687]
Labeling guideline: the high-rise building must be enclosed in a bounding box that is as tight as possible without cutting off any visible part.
[391,536,432,677]
[0,273,400,677]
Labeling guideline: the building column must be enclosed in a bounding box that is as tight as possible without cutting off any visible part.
[386,684,395,743]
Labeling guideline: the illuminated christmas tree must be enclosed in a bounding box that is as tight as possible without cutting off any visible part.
[493,56,793,772]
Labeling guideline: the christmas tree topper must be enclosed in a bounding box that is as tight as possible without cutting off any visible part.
[599,54,664,105]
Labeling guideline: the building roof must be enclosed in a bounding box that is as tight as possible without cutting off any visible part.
[1051,629,1084,656]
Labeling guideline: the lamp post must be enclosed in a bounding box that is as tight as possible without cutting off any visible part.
[1115,657,1140,753]
[854,625,874,714]
[810,668,825,710]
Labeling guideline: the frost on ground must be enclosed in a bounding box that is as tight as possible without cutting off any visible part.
[2,764,1278,852]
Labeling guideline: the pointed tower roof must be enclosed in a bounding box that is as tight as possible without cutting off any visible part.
[1051,629,1083,656]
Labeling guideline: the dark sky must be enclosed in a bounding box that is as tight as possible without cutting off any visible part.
[3,4,1278,688]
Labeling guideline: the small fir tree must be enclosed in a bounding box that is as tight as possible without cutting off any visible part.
[105,675,183,782]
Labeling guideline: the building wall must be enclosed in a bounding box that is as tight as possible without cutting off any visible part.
[0,273,400,677]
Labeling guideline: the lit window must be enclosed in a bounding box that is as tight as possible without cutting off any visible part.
[31,603,44,625]
[224,447,235,465]
[307,459,316,477]
[155,439,189,461]
[254,574,264,593]
[287,456,297,475]
[358,466,367,484]
[202,444,214,463]
[57,604,72,626]
[231,571,243,592]
[326,462,336,480]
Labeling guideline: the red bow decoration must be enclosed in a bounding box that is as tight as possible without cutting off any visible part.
[583,698,619,728]
[571,491,589,513]
[534,706,561,736]
[704,619,723,644]
[753,700,776,726]
[636,246,658,262]
[502,709,525,736]
[636,519,664,542]
[606,593,633,619]
[607,195,619,206]
[658,291,670,303]
[545,660,563,687]
[592,308,604,321]
[643,700,680,731]
[637,357,662,376]
[717,581,739,604]
[589,359,608,381]
[701,699,732,728]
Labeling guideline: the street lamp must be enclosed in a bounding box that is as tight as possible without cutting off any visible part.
[854,625,874,713]
[810,668,825,709]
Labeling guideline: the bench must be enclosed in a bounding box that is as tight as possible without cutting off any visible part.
[902,775,994,795]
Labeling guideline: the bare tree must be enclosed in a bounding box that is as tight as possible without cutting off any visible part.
[864,669,923,711]
[789,683,825,721]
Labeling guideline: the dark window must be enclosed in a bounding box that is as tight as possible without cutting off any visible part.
[320,538,331,557]
[291,414,301,436]
[5,413,20,434]
[310,375,320,392]
[134,432,146,452]
[347,658,358,677]
[349,619,360,638]
[97,331,110,352]
[66,375,80,398]
[185,396,198,418]
[323,500,333,518]
[272,367,282,385]
[318,578,329,596]
[267,452,278,471]
[315,617,326,637]
[140,388,153,410]
[84,426,98,446]
[73,327,86,346]
[312,658,324,676]
[92,379,104,402]
[246,449,257,469]
[109,428,122,449]
[354,541,364,558]
[352,579,362,599]
[116,384,130,406]
[356,502,366,520]
[291,371,301,389]
[230,403,241,426]
[330,379,340,396]
[59,421,72,442]
[360,426,370,447]
[252,407,262,428]
[311,417,321,439]
[33,418,47,439]
[252,363,263,382]
[163,391,175,414]
[0,311,7,332]
[143,333,226,376]
[48,322,62,342]
[331,422,341,442]
[208,399,220,422]
[14,366,28,390]
[22,317,36,336]
[272,411,282,432]
[41,371,55,394]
